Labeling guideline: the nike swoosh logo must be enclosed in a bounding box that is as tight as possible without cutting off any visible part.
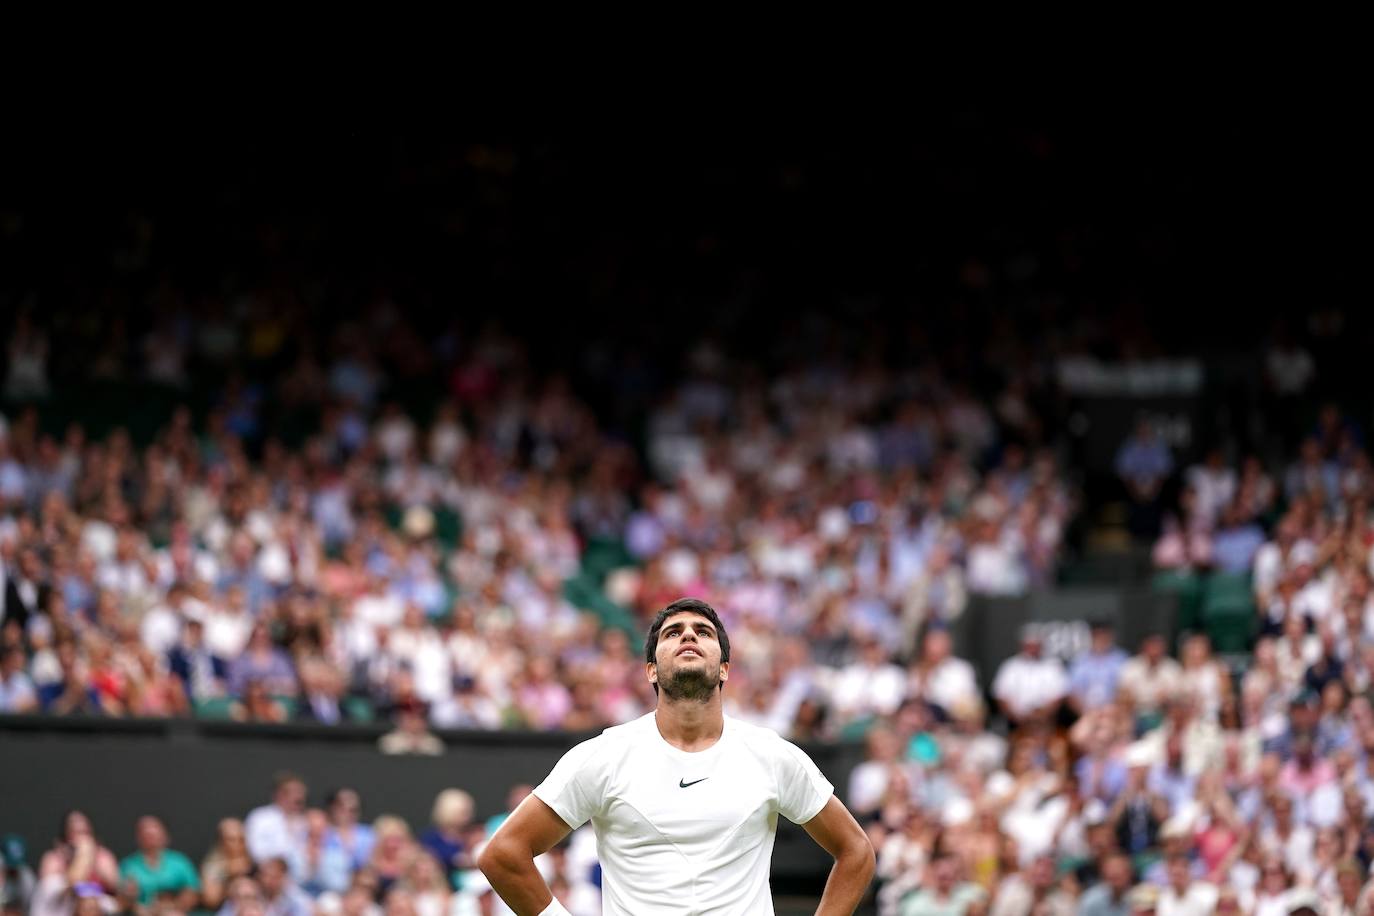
[678,777,709,788]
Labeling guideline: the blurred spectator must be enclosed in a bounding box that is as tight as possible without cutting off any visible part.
[256,857,311,916]
[244,772,307,865]
[289,810,350,898]
[365,818,413,899]
[1116,421,1174,539]
[1068,622,1128,715]
[323,789,375,873]
[899,852,985,916]
[991,631,1068,728]
[378,700,444,756]
[419,790,475,878]
[1157,853,1217,916]
[117,816,199,908]
[0,834,35,916]
[200,819,253,911]
[0,645,37,712]
[1117,636,1183,730]
[1077,852,1134,916]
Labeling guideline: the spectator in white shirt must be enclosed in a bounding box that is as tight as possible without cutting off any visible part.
[992,632,1068,727]
[1118,635,1185,727]
[830,636,908,726]
[1157,854,1217,916]
[244,773,308,865]
[908,629,979,719]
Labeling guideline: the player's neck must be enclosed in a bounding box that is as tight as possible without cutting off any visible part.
[653,695,725,752]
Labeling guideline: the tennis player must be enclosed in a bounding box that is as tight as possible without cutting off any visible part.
[478,597,875,915]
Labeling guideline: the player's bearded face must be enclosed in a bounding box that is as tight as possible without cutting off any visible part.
[659,653,722,701]
[653,615,726,701]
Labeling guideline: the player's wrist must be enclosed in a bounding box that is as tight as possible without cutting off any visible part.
[537,898,572,916]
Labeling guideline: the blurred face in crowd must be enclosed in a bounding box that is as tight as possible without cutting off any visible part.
[331,789,362,826]
[1166,855,1191,890]
[258,859,287,897]
[1102,854,1132,893]
[136,816,167,854]
[275,779,306,813]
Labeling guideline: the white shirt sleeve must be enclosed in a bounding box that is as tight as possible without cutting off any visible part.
[773,735,834,824]
[532,736,608,830]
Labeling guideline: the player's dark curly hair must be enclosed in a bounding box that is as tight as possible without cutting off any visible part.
[643,598,731,695]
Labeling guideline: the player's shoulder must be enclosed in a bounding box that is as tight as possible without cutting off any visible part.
[726,714,806,757]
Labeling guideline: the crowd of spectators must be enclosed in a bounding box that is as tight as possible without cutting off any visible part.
[0,294,1075,740]
[0,774,602,916]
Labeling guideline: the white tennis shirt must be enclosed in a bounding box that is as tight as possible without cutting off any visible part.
[533,712,834,915]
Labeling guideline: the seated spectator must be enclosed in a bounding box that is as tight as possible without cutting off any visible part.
[0,645,37,712]
[1210,503,1265,575]
[899,852,985,916]
[419,790,475,877]
[200,819,253,911]
[991,631,1068,728]
[366,818,415,899]
[1068,622,1129,714]
[289,809,350,898]
[908,629,979,721]
[986,853,1073,916]
[1077,852,1135,916]
[39,812,120,894]
[323,789,375,873]
[0,834,36,916]
[378,700,444,756]
[245,772,307,865]
[227,625,296,699]
[118,816,199,909]
[1116,421,1173,539]
[232,679,289,724]
[1157,853,1217,916]
[1117,636,1183,730]
[848,725,921,818]
[256,857,311,916]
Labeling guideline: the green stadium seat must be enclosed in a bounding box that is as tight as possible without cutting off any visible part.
[1151,570,1203,635]
[343,696,376,723]
[1200,573,1257,653]
[193,697,236,720]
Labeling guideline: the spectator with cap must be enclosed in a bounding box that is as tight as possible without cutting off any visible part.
[117,816,199,909]
[992,630,1068,729]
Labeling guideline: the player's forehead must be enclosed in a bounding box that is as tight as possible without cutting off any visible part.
[659,611,716,634]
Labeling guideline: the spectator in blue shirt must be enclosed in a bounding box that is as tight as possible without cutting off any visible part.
[1116,421,1174,538]
[1069,621,1129,714]
[1211,503,1266,574]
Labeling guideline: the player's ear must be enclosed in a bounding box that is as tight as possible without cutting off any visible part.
[718,661,729,685]
[646,661,657,685]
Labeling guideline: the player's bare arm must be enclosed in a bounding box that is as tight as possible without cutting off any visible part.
[477,793,573,915]
[802,795,876,916]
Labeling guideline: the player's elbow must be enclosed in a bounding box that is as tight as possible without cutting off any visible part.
[837,830,876,883]
[476,834,523,881]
